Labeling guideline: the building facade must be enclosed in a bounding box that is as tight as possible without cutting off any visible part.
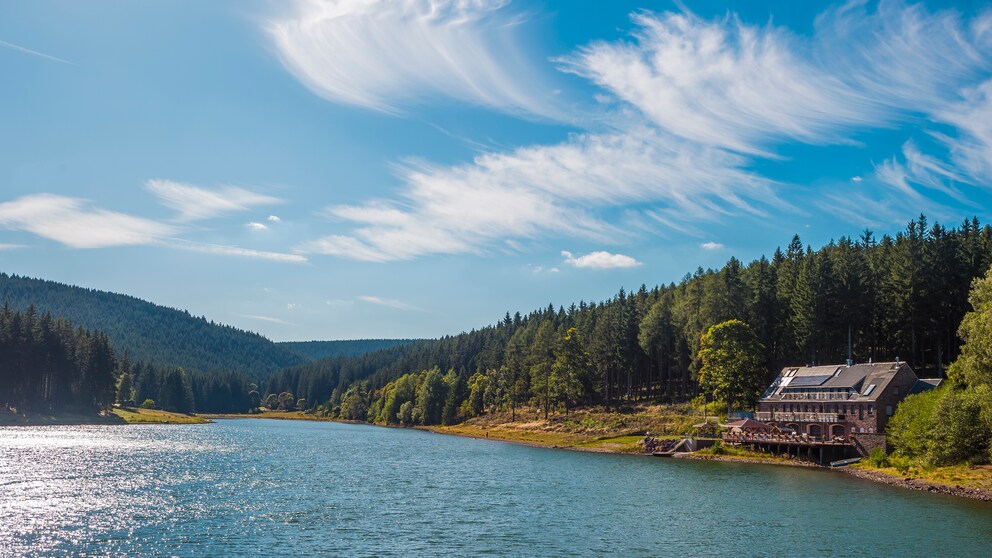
[755,362,940,454]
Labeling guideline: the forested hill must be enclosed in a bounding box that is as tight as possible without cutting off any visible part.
[264,216,992,423]
[0,273,305,378]
[279,339,423,361]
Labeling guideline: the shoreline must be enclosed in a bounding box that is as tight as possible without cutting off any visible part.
[839,465,992,501]
[195,412,992,502]
[1,407,212,426]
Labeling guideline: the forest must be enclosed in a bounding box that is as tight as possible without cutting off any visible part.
[0,272,306,377]
[263,216,992,427]
[0,302,258,415]
[278,339,423,361]
[0,304,118,412]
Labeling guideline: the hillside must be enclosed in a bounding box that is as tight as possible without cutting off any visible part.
[264,216,992,425]
[280,339,423,361]
[0,272,305,378]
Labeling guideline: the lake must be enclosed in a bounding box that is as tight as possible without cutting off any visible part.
[1,419,990,557]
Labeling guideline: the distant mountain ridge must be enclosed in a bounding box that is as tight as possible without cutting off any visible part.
[0,272,307,378]
[280,339,423,361]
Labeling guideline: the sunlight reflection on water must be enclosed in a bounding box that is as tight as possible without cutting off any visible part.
[1,420,990,557]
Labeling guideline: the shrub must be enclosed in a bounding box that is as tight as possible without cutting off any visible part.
[140,399,156,409]
[865,447,890,468]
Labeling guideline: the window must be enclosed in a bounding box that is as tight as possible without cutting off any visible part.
[862,384,876,396]
[894,387,899,395]
[886,405,893,416]
[868,405,874,414]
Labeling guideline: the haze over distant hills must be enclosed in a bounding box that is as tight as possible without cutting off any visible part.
[0,272,417,378]
[278,339,421,361]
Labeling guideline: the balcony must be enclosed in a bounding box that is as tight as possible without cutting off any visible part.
[774,392,859,401]
[755,412,843,423]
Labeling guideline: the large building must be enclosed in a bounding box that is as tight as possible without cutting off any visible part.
[754,361,941,454]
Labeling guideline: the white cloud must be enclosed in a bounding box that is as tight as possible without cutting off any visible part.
[267,215,282,223]
[246,221,269,231]
[0,192,306,263]
[298,130,780,261]
[0,194,176,248]
[269,0,560,117]
[851,176,863,183]
[935,79,992,184]
[295,1,992,260]
[325,298,353,306]
[0,38,73,65]
[357,295,421,311]
[162,239,308,264]
[237,314,296,326]
[145,179,282,221]
[561,250,641,269]
[562,1,992,156]
[0,243,26,251]
[700,241,724,250]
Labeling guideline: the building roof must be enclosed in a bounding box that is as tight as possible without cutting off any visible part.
[909,378,943,395]
[725,418,769,431]
[760,362,917,403]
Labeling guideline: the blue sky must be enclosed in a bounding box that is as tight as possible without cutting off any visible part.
[1,0,991,341]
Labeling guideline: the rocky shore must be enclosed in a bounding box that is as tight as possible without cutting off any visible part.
[841,466,992,501]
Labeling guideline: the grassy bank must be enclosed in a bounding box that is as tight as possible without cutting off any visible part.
[111,407,212,424]
[427,404,706,454]
[849,461,992,496]
[202,410,336,421]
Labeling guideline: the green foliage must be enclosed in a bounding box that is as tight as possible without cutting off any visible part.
[0,305,118,412]
[279,339,423,361]
[140,399,156,409]
[950,267,992,387]
[0,273,305,378]
[698,320,766,413]
[235,216,992,426]
[865,447,890,468]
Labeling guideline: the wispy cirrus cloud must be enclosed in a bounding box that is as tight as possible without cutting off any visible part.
[269,0,561,117]
[145,179,282,222]
[700,242,724,251]
[561,250,641,270]
[294,1,992,261]
[0,38,74,65]
[357,295,422,311]
[298,130,779,261]
[237,314,297,327]
[0,194,176,248]
[0,193,306,263]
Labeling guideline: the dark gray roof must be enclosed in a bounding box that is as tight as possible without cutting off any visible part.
[761,362,916,402]
[909,378,943,395]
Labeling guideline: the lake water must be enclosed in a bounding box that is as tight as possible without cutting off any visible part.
[1,419,990,557]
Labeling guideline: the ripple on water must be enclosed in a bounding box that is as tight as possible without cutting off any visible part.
[2,419,992,557]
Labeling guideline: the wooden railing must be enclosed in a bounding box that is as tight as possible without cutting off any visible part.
[755,412,843,423]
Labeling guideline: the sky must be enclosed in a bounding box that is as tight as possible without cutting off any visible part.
[1,0,992,341]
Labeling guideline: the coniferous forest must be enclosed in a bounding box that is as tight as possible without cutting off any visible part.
[0,305,118,413]
[263,217,992,425]
[3,216,991,424]
[0,273,306,377]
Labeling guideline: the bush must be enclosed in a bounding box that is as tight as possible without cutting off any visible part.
[864,447,890,468]
[140,399,156,409]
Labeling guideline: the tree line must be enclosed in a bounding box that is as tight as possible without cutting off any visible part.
[0,304,118,412]
[0,272,306,378]
[886,266,992,466]
[263,216,992,425]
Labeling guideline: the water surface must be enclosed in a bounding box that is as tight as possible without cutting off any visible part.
[1,419,989,557]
